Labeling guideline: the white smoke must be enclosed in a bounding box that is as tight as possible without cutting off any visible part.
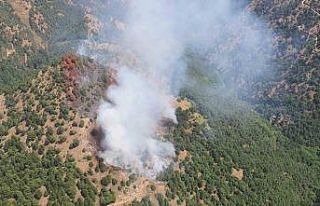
[82,0,273,178]
[97,67,176,178]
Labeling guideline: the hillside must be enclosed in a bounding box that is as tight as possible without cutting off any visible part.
[0,0,88,93]
[0,54,320,205]
[0,0,319,206]
[0,58,168,205]
[1,55,318,205]
[162,87,320,205]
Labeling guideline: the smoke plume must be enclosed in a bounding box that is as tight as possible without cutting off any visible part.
[81,0,273,178]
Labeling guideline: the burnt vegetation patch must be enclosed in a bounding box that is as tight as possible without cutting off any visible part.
[58,54,107,117]
[90,126,107,152]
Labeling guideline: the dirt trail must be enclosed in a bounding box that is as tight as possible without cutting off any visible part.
[0,95,5,107]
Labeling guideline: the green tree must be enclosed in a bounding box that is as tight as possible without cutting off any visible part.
[100,189,116,206]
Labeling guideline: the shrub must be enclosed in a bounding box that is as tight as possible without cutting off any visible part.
[0,125,9,136]
[101,175,111,186]
[100,189,116,206]
[69,139,80,149]
[79,120,85,128]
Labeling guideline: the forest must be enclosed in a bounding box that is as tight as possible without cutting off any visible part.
[0,0,319,205]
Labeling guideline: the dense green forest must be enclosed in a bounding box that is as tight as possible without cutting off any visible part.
[129,47,320,205]
[161,88,320,205]
[137,54,319,205]
[0,137,98,205]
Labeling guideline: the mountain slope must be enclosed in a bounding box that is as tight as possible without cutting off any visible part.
[0,0,319,205]
[0,58,169,205]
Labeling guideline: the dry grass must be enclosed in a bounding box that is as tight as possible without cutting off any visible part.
[231,168,244,181]
[178,150,189,161]
[8,0,31,25]
[176,99,192,111]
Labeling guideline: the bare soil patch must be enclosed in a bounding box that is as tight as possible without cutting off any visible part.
[231,168,244,180]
